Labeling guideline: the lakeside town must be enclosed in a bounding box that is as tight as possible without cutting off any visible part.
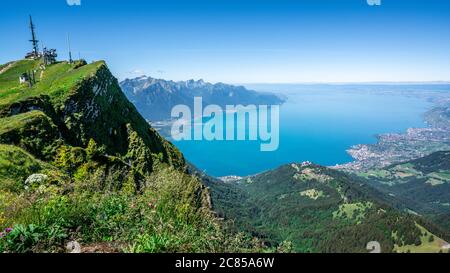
[337,97,450,171]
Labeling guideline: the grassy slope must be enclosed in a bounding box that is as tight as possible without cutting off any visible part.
[0,109,62,161]
[0,59,104,107]
[395,224,448,253]
[0,144,58,187]
[0,110,48,133]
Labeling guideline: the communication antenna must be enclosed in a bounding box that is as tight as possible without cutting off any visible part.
[29,15,39,56]
[67,33,73,63]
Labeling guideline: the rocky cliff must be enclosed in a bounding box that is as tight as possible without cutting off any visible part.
[0,60,185,176]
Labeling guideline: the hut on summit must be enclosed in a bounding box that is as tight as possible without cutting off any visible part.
[19,73,29,84]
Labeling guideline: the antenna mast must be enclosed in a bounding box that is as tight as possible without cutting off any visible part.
[67,33,73,63]
[29,15,39,56]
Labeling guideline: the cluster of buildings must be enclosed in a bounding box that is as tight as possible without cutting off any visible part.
[20,16,61,86]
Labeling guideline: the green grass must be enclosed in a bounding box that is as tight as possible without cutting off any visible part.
[0,111,48,134]
[333,202,373,222]
[392,164,423,177]
[293,167,332,183]
[0,144,57,191]
[0,109,63,161]
[299,189,324,200]
[0,59,104,107]
[0,161,262,253]
[437,172,450,180]
[428,172,450,181]
[425,172,450,186]
[359,169,391,179]
[394,224,448,253]
[0,60,41,96]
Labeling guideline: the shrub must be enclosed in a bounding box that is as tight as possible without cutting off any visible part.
[0,224,67,253]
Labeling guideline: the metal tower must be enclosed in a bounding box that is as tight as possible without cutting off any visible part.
[29,15,39,56]
[67,33,73,63]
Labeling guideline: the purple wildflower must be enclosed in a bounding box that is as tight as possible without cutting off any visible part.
[5,228,13,233]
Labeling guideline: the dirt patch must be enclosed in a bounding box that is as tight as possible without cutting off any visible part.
[80,242,122,253]
[0,62,14,74]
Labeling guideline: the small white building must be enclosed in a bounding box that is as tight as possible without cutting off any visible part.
[19,73,29,84]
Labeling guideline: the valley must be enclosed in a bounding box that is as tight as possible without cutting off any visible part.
[202,154,450,253]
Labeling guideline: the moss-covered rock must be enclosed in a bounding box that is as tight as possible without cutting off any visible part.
[0,111,63,160]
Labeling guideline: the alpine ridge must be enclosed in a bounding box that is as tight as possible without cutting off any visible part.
[120,76,285,121]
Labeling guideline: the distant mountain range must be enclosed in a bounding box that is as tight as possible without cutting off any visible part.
[120,76,286,121]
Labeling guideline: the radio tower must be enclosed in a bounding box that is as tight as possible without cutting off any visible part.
[29,15,39,57]
[67,34,73,63]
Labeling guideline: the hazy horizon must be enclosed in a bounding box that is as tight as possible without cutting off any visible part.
[121,74,450,86]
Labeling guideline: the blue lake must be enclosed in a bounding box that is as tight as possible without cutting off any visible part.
[171,85,448,177]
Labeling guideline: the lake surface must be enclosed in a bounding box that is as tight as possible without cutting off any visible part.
[171,84,448,177]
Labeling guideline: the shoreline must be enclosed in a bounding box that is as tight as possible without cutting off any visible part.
[152,93,450,178]
[335,99,450,172]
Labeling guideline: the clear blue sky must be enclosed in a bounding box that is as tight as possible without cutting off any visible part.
[1,0,449,83]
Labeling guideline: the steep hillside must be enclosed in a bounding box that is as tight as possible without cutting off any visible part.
[359,151,450,214]
[0,59,184,170]
[204,162,450,253]
[0,59,259,253]
[120,76,285,121]
[359,151,450,229]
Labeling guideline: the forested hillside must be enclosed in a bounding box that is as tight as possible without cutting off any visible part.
[203,160,450,253]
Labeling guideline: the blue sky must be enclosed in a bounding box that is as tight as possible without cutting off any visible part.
[1,0,450,83]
